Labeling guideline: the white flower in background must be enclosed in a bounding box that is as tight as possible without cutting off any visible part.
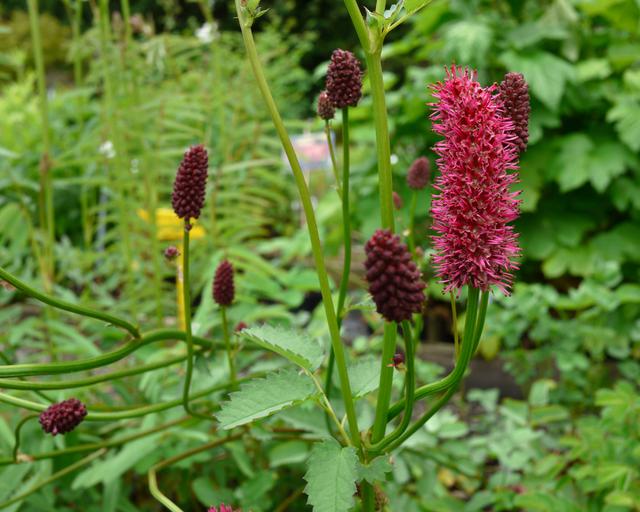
[195,22,217,44]
[390,154,399,165]
[99,140,116,159]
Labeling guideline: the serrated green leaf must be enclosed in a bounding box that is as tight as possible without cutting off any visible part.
[346,357,380,399]
[607,98,640,151]
[216,369,317,430]
[304,439,358,512]
[241,324,324,370]
[357,456,393,484]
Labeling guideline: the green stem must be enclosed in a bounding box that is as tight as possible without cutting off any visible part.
[375,0,387,14]
[234,0,360,449]
[148,434,242,512]
[361,481,376,511]
[343,0,371,52]
[221,306,236,387]
[0,449,106,509]
[0,329,226,378]
[370,322,397,442]
[181,227,210,420]
[386,287,480,421]
[368,321,415,453]
[0,417,189,466]
[12,414,39,462]
[0,266,140,338]
[337,107,352,322]
[472,291,489,354]
[451,292,459,359]
[325,121,341,197]
[408,190,417,256]
[385,288,482,449]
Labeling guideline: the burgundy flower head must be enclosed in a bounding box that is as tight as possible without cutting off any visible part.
[213,259,235,307]
[499,72,530,154]
[430,66,521,294]
[39,398,87,436]
[316,90,335,121]
[171,145,208,230]
[392,191,403,210]
[325,49,363,109]
[163,245,179,261]
[364,229,426,322]
[407,157,430,190]
[234,321,248,333]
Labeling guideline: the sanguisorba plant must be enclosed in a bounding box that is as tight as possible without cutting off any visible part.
[0,2,530,511]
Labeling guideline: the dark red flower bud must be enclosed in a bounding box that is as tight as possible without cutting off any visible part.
[325,49,362,109]
[387,352,405,369]
[208,505,240,512]
[392,191,403,210]
[213,259,235,307]
[234,321,248,333]
[39,398,87,436]
[316,90,335,121]
[499,72,530,154]
[407,157,430,190]
[364,229,426,323]
[171,145,208,230]
[164,245,179,261]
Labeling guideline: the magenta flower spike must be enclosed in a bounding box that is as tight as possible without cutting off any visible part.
[39,398,87,436]
[430,66,521,295]
[213,259,235,307]
[171,144,209,230]
[208,505,239,512]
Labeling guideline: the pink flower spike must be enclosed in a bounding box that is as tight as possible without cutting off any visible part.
[208,505,239,512]
[430,65,521,295]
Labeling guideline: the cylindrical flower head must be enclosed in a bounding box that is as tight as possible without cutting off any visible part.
[430,66,521,294]
[407,157,430,190]
[213,259,235,307]
[316,90,335,121]
[39,398,87,436]
[499,72,530,154]
[325,49,362,109]
[364,229,426,323]
[171,145,208,230]
[392,191,403,210]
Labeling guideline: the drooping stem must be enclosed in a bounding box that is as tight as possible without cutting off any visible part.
[368,321,415,453]
[12,414,39,462]
[221,306,236,387]
[233,0,360,449]
[370,322,397,442]
[0,266,140,339]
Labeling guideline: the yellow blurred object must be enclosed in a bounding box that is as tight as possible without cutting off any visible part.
[138,208,207,330]
[437,468,456,488]
[478,334,501,361]
[137,208,206,241]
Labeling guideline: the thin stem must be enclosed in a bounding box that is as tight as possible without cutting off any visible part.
[325,121,341,196]
[343,0,371,51]
[0,266,140,339]
[386,287,480,421]
[336,107,352,322]
[0,417,189,466]
[370,322,397,442]
[234,1,360,449]
[368,321,415,452]
[148,434,242,512]
[181,227,210,420]
[0,329,227,378]
[0,449,107,509]
[472,291,489,354]
[408,190,417,257]
[376,0,387,14]
[361,481,376,511]
[221,306,236,387]
[307,371,351,446]
[450,292,459,359]
[12,414,39,462]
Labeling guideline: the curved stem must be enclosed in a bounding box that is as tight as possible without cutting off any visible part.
[307,371,351,446]
[221,306,236,387]
[0,449,106,509]
[148,433,242,512]
[234,1,360,449]
[325,121,341,197]
[0,266,140,338]
[370,322,397,442]
[12,414,39,462]
[0,329,225,378]
[386,288,480,421]
[368,321,414,453]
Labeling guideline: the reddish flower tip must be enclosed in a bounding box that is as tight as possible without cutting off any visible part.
[407,156,430,190]
[364,229,426,323]
[234,321,248,333]
[213,259,235,307]
[316,90,335,121]
[39,399,87,436]
[163,245,179,261]
[430,65,521,294]
[171,145,208,230]
[392,191,403,210]
[499,72,530,154]
[326,49,363,109]
[208,505,239,512]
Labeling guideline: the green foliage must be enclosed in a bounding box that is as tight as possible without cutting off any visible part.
[304,439,359,512]
[216,369,317,430]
